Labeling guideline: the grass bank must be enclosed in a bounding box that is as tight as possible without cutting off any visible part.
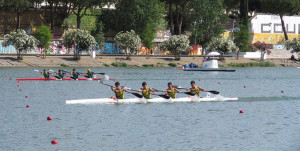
[227,62,276,67]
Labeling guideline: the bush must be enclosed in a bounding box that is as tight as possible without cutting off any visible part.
[142,64,153,67]
[60,63,69,67]
[168,63,177,67]
[111,62,128,67]
[227,62,275,67]
[104,63,110,67]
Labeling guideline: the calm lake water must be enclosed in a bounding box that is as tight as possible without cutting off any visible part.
[0,67,299,151]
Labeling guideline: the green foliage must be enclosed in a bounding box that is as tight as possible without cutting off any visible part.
[207,37,238,54]
[115,0,165,42]
[34,25,53,58]
[142,64,153,67]
[285,39,300,53]
[115,30,141,55]
[190,0,228,49]
[62,29,96,59]
[60,63,69,67]
[168,63,177,67]
[91,21,105,49]
[234,24,249,52]
[140,21,156,49]
[2,29,38,59]
[159,35,191,57]
[103,63,110,67]
[111,62,128,67]
[227,62,276,67]
[67,9,100,32]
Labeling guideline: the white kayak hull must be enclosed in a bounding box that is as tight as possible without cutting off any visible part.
[66,96,238,104]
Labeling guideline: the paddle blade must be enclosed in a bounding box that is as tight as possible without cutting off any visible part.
[131,93,143,98]
[184,92,196,96]
[158,95,171,99]
[207,90,219,94]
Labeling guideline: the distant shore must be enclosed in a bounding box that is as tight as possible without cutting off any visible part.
[0,55,299,68]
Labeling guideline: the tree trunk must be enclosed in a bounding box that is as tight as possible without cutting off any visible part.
[260,51,266,61]
[178,4,185,35]
[65,15,70,31]
[17,50,21,60]
[169,4,174,35]
[16,12,21,31]
[76,14,81,29]
[236,50,240,60]
[280,14,289,40]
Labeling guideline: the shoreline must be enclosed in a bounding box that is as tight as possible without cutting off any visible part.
[0,55,299,68]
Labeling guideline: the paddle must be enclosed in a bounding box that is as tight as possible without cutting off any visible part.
[175,86,219,95]
[152,88,196,96]
[99,81,144,98]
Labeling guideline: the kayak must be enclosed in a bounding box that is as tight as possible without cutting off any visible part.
[66,96,239,104]
[16,78,102,81]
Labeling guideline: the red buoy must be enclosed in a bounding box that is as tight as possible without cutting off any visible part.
[9,78,13,80]
[19,89,23,91]
[51,140,58,145]
[244,86,246,88]
[25,96,29,98]
[191,101,194,103]
[240,110,244,113]
[218,82,221,84]
[17,85,20,87]
[17,81,20,83]
[26,105,30,108]
[281,90,284,93]
[47,116,53,121]
[198,79,201,81]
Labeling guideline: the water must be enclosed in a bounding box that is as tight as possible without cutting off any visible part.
[0,67,299,151]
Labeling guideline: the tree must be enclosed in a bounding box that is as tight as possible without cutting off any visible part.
[70,0,107,29]
[62,29,96,60]
[233,24,249,59]
[252,41,271,61]
[162,0,193,35]
[1,0,32,30]
[260,0,300,40]
[207,37,238,55]
[34,25,53,58]
[2,30,38,60]
[115,0,165,45]
[285,39,300,53]
[115,30,142,55]
[140,20,156,50]
[159,35,191,59]
[190,0,228,52]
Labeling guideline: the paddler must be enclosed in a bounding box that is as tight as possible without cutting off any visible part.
[136,82,157,99]
[41,69,52,78]
[85,69,94,78]
[111,82,130,99]
[54,70,67,79]
[70,69,81,80]
[162,82,181,99]
[185,80,206,97]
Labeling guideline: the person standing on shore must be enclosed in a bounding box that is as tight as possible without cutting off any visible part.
[111,82,130,99]
[71,69,81,80]
[162,82,181,99]
[185,81,206,97]
[41,69,52,78]
[136,82,157,99]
